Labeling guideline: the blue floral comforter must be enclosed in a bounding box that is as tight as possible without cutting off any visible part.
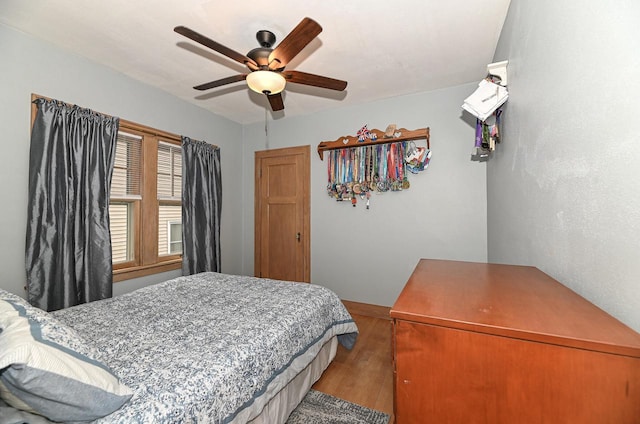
[51,272,358,423]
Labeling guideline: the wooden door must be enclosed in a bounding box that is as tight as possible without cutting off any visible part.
[254,145,310,282]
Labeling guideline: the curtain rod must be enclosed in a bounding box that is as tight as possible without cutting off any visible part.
[31,93,219,148]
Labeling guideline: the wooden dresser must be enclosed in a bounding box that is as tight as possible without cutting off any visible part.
[390,259,640,424]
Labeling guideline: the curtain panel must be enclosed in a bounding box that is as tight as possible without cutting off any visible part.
[181,137,222,275]
[26,98,119,311]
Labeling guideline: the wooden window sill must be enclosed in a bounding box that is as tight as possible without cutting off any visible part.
[113,258,182,282]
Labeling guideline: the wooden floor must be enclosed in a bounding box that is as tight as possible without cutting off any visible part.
[312,300,395,422]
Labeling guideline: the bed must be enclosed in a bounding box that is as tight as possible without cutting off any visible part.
[0,272,358,423]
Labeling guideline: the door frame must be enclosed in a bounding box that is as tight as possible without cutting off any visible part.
[254,145,310,281]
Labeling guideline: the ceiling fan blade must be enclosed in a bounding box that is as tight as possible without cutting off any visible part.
[193,74,247,91]
[268,17,322,70]
[283,70,347,91]
[175,26,258,68]
[267,93,284,111]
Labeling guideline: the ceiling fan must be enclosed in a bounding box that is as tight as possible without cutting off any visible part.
[174,17,347,112]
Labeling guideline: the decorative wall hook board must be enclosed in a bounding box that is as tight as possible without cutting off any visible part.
[317,127,429,159]
[320,127,431,209]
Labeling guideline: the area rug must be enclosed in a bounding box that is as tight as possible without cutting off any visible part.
[287,389,389,424]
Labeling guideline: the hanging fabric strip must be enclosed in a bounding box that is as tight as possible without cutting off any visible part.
[326,136,428,199]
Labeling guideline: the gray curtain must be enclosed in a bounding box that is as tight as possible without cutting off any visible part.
[181,136,222,275]
[26,98,119,311]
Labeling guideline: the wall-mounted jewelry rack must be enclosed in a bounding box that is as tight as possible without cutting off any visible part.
[317,127,430,160]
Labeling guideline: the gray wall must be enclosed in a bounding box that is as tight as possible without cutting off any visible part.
[489,1,640,331]
[243,85,488,307]
[7,2,637,333]
[0,24,245,297]
[0,22,486,307]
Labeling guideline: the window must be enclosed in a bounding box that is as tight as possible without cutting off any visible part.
[166,221,183,254]
[109,121,182,281]
[157,142,182,200]
[110,131,141,264]
[157,142,183,257]
[109,202,134,263]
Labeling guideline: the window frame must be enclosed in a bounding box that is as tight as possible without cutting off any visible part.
[111,120,183,282]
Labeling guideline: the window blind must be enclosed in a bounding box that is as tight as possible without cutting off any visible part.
[110,131,142,199]
[157,141,182,200]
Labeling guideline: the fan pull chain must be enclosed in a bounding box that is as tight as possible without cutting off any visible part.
[264,107,269,150]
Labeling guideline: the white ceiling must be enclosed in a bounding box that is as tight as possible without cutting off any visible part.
[0,0,511,125]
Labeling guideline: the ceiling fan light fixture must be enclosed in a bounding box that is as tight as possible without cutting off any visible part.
[176,18,345,112]
[246,70,286,95]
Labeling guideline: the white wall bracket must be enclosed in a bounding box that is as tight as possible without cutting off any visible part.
[487,60,509,86]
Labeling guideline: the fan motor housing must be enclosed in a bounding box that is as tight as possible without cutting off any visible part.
[256,30,275,48]
[248,30,276,68]
[247,47,272,68]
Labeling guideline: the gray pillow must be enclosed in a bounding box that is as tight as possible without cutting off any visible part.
[0,290,133,422]
[0,398,55,424]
